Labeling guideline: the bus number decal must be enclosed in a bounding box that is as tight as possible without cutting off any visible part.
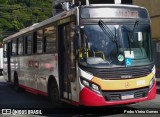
[136,80,146,86]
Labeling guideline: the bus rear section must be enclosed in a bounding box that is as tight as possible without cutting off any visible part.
[76,5,156,106]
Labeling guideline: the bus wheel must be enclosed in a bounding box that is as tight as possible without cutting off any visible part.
[14,73,20,92]
[48,80,60,107]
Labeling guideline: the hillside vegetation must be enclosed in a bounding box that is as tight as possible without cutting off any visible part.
[0,0,52,43]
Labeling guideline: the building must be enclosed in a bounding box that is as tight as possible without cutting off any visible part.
[133,0,160,40]
[133,0,160,76]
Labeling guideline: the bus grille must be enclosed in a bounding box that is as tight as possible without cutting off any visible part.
[95,67,151,79]
[102,87,149,101]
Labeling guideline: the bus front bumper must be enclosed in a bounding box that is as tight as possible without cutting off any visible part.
[79,81,156,106]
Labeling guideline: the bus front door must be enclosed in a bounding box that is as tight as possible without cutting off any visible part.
[58,23,76,101]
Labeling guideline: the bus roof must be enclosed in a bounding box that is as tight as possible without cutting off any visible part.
[88,4,145,9]
[3,4,147,42]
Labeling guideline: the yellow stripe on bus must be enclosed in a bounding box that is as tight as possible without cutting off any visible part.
[91,73,154,90]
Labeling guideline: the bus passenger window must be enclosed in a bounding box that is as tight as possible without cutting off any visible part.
[25,35,32,54]
[18,37,24,55]
[3,44,7,58]
[11,39,17,56]
[37,30,43,53]
[44,26,56,53]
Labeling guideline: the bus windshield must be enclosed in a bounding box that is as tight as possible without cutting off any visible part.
[79,24,153,67]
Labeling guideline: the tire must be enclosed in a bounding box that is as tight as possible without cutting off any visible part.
[48,80,60,107]
[14,73,20,92]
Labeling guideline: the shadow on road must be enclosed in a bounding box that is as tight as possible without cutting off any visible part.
[0,79,53,108]
[0,79,137,116]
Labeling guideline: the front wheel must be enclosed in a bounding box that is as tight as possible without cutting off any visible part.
[48,81,61,107]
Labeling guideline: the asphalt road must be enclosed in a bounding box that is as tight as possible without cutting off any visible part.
[0,76,160,117]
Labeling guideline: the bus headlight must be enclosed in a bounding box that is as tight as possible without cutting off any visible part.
[80,77,101,94]
[149,77,155,89]
[82,80,90,87]
[92,84,99,91]
[152,66,156,75]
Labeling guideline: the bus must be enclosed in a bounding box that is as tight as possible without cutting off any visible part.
[3,3,156,106]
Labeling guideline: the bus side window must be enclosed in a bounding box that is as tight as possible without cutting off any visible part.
[24,37,27,54]
[37,30,43,54]
[18,37,24,55]
[33,32,37,54]
[44,26,57,53]
[43,36,46,53]
[25,35,32,55]
[3,44,7,58]
[11,39,17,56]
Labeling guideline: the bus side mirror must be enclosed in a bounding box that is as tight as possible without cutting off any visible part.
[74,33,80,49]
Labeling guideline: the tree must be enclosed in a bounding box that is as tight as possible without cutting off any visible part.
[0,0,52,43]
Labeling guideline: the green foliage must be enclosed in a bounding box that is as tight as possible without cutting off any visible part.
[12,20,24,31]
[0,18,13,30]
[0,0,7,4]
[0,0,52,41]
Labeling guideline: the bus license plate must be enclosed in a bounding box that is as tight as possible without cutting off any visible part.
[121,94,134,100]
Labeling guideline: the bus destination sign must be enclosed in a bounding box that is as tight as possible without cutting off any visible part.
[81,8,143,19]
[117,10,138,18]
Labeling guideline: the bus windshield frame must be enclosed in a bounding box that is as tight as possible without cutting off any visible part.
[78,23,153,68]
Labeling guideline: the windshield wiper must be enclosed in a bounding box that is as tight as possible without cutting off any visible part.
[127,33,132,54]
[129,20,139,42]
[98,20,116,42]
[125,20,139,54]
[114,27,119,55]
[98,20,119,53]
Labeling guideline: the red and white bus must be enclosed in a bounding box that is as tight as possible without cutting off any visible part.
[3,3,156,106]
